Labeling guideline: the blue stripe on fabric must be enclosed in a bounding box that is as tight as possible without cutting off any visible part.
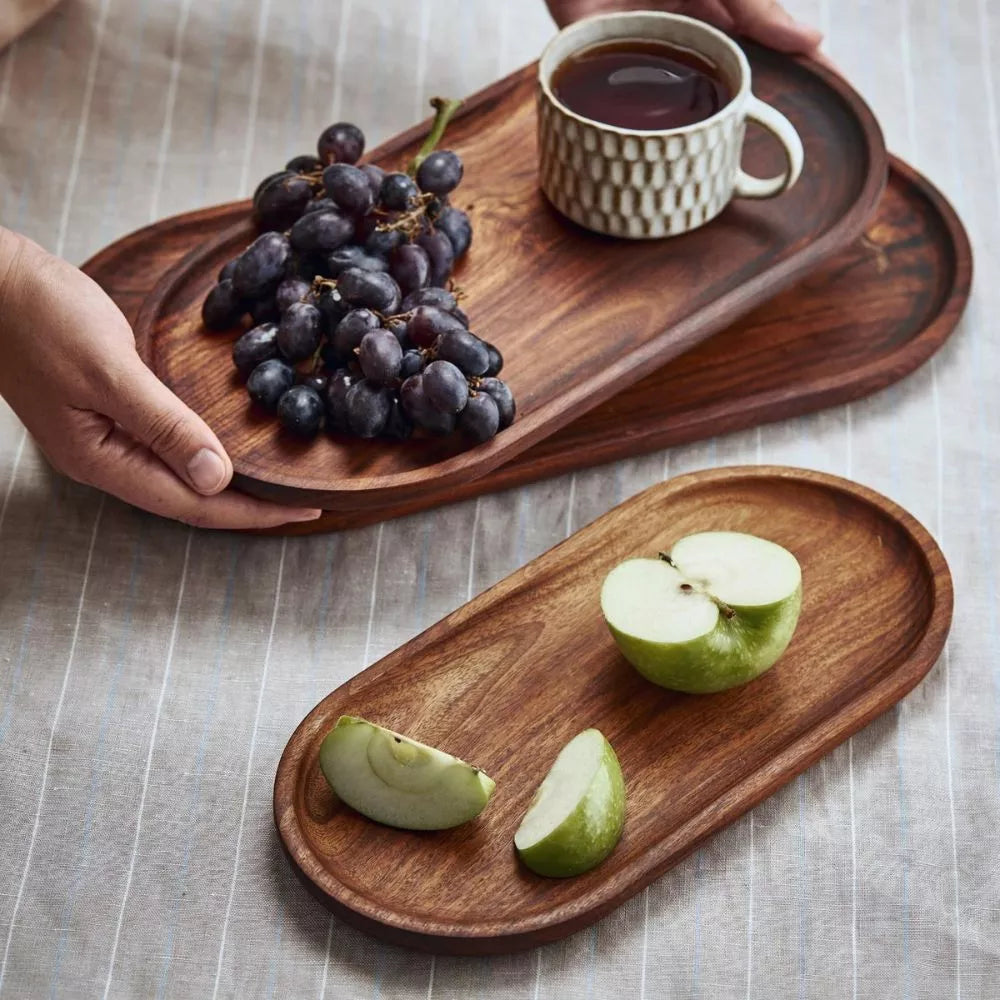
[155,540,239,999]
[94,0,152,246]
[691,848,703,995]
[197,0,242,204]
[6,9,65,231]
[48,521,144,997]
[0,478,65,745]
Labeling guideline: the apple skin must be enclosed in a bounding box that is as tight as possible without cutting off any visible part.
[605,587,802,694]
[319,715,495,830]
[516,736,626,878]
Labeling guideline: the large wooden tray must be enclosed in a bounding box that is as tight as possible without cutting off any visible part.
[131,46,886,511]
[273,466,953,953]
[85,156,969,531]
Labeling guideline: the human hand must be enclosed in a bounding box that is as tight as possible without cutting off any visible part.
[0,229,322,529]
[544,0,823,56]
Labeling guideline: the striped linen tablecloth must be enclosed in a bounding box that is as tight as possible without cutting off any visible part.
[0,1,997,997]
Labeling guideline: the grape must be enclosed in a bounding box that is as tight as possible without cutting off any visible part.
[317,122,365,165]
[289,209,354,253]
[232,323,278,377]
[232,232,291,298]
[254,173,314,230]
[322,163,375,217]
[384,316,412,349]
[332,308,380,359]
[319,343,342,370]
[383,396,414,440]
[452,306,470,327]
[436,205,472,257]
[247,358,295,411]
[277,385,324,438]
[399,374,457,434]
[436,328,489,376]
[416,150,463,196]
[302,197,338,216]
[202,279,245,330]
[286,154,322,173]
[416,229,454,287]
[458,393,499,443]
[399,349,425,380]
[358,328,403,381]
[218,257,239,282]
[249,295,280,325]
[423,360,468,414]
[253,170,290,205]
[277,301,323,362]
[484,342,503,377]
[286,253,323,281]
[323,369,355,431]
[276,277,311,313]
[476,377,515,429]
[325,245,388,276]
[337,267,401,314]
[346,379,393,437]
[378,172,419,211]
[400,286,459,315]
[389,243,430,297]
[297,372,329,394]
[360,163,385,199]
[406,304,467,349]
[316,285,349,332]
[364,226,405,259]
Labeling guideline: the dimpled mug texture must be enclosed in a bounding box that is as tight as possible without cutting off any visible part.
[538,99,746,238]
[538,13,766,239]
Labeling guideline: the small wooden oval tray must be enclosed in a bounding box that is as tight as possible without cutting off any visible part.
[273,466,952,954]
[133,46,886,511]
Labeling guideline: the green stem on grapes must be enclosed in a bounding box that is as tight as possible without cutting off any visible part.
[408,97,464,176]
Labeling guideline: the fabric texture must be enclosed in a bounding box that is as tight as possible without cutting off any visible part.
[0,0,60,50]
[0,1,997,998]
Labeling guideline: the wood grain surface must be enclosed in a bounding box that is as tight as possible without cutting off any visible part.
[272,466,953,953]
[87,157,970,533]
[131,46,886,510]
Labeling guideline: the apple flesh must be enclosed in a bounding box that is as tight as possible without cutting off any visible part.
[514,728,626,877]
[601,531,802,693]
[319,715,495,830]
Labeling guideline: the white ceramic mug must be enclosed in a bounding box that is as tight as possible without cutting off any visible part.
[537,12,805,239]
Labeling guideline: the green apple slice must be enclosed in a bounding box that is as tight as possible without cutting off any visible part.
[514,728,625,878]
[601,531,802,693]
[319,715,495,830]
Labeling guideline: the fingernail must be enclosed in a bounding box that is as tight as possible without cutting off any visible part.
[187,448,228,494]
[288,508,324,522]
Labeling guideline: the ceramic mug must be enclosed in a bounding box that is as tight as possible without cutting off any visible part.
[537,12,805,239]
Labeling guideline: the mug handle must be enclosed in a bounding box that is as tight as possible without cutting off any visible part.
[733,96,804,199]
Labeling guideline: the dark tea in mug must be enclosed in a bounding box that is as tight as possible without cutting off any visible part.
[551,39,731,131]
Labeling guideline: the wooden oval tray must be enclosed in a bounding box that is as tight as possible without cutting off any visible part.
[86,156,969,532]
[132,46,886,511]
[273,466,952,953]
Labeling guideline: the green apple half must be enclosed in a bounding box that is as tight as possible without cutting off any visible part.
[601,531,802,693]
[319,715,495,830]
[514,728,625,878]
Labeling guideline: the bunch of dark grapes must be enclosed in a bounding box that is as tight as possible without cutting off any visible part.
[201,101,513,445]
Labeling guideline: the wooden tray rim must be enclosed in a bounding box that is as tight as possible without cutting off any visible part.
[273,465,953,953]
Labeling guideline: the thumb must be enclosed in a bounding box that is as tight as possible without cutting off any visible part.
[103,353,234,495]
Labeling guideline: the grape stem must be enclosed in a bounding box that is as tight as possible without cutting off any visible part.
[408,97,464,176]
[375,192,436,237]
